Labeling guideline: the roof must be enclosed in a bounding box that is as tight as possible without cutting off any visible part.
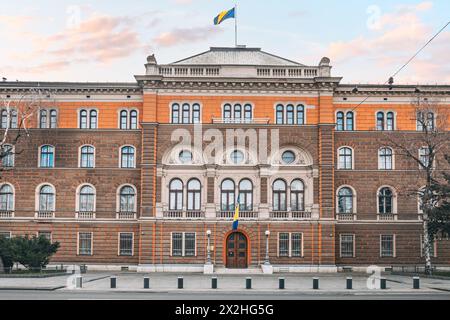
[170,46,305,67]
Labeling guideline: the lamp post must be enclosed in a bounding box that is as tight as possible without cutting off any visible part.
[264,230,271,265]
[206,230,212,265]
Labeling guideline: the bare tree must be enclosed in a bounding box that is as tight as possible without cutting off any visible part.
[0,86,56,174]
[384,98,450,275]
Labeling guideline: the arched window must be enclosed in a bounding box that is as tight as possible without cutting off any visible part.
[276,105,284,124]
[338,187,354,214]
[89,110,98,129]
[0,110,8,129]
[346,112,354,131]
[182,104,190,124]
[39,110,48,129]
[187,179,201,211]
[120,110,128,129]
[379,148,393,170]
[378,187,393,214]
[336,112,344,131]
[221,179,235,211]
[386,112,394,131]
[419,147,431,169]
[119,186,136,213]
[286,105,294,125]
[273,179,287,211]
[79,185,95,212]
[239,179,253,211]
[50,110,58,129]
[234,104,242,121]
[38,185,55,212]
[121,146,135,168]
[417,111,435,131]
[130,110,138,129]
[0,184,14,211]
[192,104,201,124]
[169,179,183,211]
[10,110,17,129]
[290,180,305,211]
[377,112,385,131]
[80,145,95,168]
[223,104,232,121]
[79,110,88,129]
[297,105,305,125]
[338,147,353,170]
[40,145,55,168]
[172,104,180,124]
[1,144,14,168]
[244,104,252,122]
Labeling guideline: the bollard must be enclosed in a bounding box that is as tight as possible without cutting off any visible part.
[211,277,218,289]
[413,277,420,289]
[144,277,150,289]
[246,277,252,289]
[380,278,387,290]
[110,277,117,289]
[76,276,83,288]
[178,276,184,289]
[313,277,319,290]
[279,278,285,290]
[346,277,353,290]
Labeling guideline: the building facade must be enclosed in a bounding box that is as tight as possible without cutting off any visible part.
[0,46,449,271]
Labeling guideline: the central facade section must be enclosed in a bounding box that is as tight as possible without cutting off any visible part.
[137,46,338,270]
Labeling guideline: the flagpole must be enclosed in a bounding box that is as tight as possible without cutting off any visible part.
[235,3,238,47]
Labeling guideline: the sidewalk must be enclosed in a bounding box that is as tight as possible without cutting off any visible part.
[65,273,450,294]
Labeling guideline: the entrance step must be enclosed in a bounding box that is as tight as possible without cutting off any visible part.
[214,268,263,275]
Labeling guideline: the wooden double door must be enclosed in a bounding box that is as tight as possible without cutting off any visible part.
[226,232,248,268]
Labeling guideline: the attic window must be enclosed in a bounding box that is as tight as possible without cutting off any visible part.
[127,96,131,99]
[343,97,348,101]
[384,98,388,101]
[86,95,91,99]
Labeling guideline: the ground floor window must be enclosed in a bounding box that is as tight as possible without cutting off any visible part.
[380,235,395,257]
[78,232,93,256]
[420,235,437,258]
[0,231,11,239]
[340,234,355,258]
[171,232,196,257]
[38,231,52,241]
[119,233,134,256]
[278,232,303,257]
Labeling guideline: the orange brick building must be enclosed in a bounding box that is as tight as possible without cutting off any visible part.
[0,46,449,272]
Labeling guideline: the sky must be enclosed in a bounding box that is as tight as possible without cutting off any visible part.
[0,0,449,84]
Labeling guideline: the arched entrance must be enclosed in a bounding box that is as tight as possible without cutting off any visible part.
[226,232,248,269]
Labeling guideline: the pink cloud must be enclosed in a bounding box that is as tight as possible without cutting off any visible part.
[326,1,449,84]
[153,26,221,47]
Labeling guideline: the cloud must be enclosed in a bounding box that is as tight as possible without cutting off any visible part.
[326,1,449,83]
[153,26,222,47]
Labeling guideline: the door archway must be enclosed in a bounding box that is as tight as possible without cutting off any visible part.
[226,232,248,269]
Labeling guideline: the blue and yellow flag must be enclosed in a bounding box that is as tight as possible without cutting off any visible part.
[214,7,236,25]
[232,195,240,230]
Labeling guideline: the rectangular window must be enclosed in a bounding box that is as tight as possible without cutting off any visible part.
[340,234,355,258]
[291,233,302,257]
[171,232,196,257]
[380,235,395,257]
[278,232,303,257]
[420,235,437,258]
[38,231,52,241]
[0,231,11,239]
[278,233,289,257]
[119,233,133,256]
[78,232,93,256]
[184,233,196,257]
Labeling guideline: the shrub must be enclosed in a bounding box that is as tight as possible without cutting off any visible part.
[12,235,60,270]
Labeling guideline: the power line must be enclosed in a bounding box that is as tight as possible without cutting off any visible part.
[347,20,450,113]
